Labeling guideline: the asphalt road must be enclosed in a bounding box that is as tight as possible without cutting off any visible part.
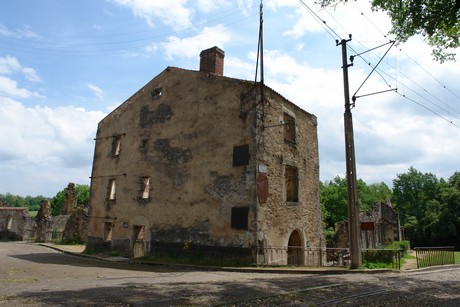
[0,242,459,306]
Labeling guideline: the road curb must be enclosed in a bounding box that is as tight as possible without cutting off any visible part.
[37,243,403,275]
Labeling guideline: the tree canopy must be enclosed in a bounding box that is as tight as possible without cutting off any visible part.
[50,184,90,216]
[319,0,460,62]
[320,168,460,248]
[392,168,460,247]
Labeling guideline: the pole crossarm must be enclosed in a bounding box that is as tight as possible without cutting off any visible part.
[352,41,396,102]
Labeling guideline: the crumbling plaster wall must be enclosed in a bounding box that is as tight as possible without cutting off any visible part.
[87,66,325,259]
[88,68,257,251]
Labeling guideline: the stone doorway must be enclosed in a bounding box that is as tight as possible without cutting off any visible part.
[132,225,145,258]
[287,230,304,266]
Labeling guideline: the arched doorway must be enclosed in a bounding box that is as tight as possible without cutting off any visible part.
[287,230,304,266]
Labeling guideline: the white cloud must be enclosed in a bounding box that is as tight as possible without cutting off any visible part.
[0,76,43,98]
[110,0,194,30]
[87,83,104,101]
[197,0,229,13]
[0,98,105,196]
[0,55,21,74]
[150,25,232,60]
[22,67,41,83]
[0,55,42,83]
[0,23,40,39]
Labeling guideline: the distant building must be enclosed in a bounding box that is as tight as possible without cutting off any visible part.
[360,201,401,249]
[86,47,325,265]
[0,206,29,241]
[331,201,401,249]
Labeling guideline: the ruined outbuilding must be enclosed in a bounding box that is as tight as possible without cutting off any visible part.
[0,205,29,241]
[330,201,401,249]
[87,47,325,265]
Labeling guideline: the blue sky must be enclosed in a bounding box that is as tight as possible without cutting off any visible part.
[1,0,459,197]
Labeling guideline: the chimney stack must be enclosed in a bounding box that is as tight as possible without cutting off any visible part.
[199,46,225,76]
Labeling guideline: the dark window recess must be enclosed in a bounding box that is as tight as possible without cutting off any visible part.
[151,87,163,99]
[140,139,149,148]
[283,113,296,143]
[231,207,249,230]
[285,165,299,202]
[233,144,250,167]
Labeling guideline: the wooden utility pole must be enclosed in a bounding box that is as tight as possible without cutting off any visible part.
[337,36,362,268]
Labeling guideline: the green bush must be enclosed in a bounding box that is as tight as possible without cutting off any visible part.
[385,241,409,255]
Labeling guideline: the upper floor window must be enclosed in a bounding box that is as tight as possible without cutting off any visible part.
[107,178,116,200]
[140,177,151,199]
[283,112,296,143]
[285,165,299,202]
[233,144,250,167]
[111,135,122,157]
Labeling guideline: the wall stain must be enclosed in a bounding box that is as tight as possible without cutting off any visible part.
[139,103,172,128]
[153,139,192,164]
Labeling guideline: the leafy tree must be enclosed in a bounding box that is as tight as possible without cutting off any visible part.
[320,176,392,230]
[392,166,439,226]
[392,167,460,248]
[358,180,393,211]
[50,184,90,216]
[319,0,460,62]
[0,193,46,212]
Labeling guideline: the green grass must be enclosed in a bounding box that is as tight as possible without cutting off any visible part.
[28,211,38,217]
[455,251,460,264]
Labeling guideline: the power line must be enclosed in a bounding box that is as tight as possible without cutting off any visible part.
[297,1,460,129]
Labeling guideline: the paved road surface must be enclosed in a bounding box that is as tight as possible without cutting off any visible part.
[0,242,459,306]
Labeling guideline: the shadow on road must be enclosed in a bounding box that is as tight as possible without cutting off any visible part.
[8,252,193,273]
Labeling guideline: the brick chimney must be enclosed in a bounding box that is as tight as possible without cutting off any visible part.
[199,46,225,76]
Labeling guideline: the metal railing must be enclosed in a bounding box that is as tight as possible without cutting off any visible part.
[414,246,455,268]
[260,247,402,268]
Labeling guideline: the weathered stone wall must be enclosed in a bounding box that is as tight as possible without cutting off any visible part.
[0,207,29,240]
[62,206,88,243]
[35,200,51,243]
[87,65,324,263]
[332,202,401,249]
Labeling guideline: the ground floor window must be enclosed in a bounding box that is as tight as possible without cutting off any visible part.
[104,222,113,241]
[231,207,249,230]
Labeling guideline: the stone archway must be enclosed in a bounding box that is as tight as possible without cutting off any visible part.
[287,230,304,266]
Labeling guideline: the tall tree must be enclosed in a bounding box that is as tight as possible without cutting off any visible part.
[319,0,460,61]
[392,166,439,226]
[320,176,393,230]
[50,184,90,216]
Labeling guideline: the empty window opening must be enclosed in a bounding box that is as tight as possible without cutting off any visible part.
[6,216,13,230]
[140,177,151,199]
[283,113,296,143]
[108,179,116,200]
[104,222,113,241]
[140,139,149,149]
[133,225,145,241]
[151,87,163,99]
[231,207,249,230]
[112,135,122,156]
[233,144,250,167]
[285,165,299,202]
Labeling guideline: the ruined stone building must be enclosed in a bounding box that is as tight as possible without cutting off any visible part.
[331,201,401,249]
[86,47,325,265]
[0,205,29,241]
[360,201,401,249]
